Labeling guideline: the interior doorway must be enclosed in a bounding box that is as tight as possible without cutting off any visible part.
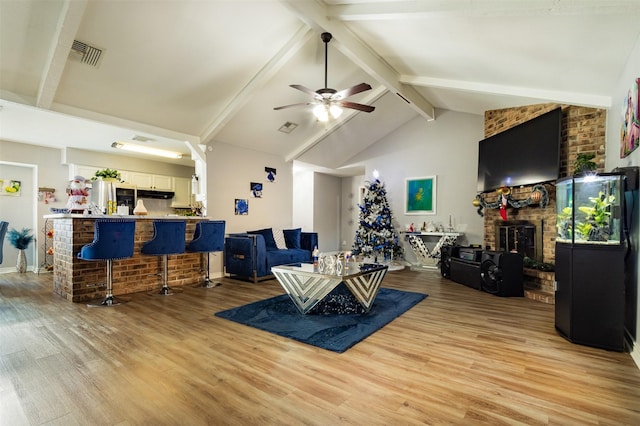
[0,162,38,273]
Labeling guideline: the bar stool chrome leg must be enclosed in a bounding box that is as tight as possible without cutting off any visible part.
[149,254,182,296]
[88,260,129,307]
[193,252,220,288]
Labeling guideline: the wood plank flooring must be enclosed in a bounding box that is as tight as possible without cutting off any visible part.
[1,269,639,425]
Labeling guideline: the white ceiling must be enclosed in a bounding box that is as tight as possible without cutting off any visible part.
[1,0,639,174]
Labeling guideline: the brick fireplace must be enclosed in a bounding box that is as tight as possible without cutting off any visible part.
[495,219,543,262]
[481,103,607,303]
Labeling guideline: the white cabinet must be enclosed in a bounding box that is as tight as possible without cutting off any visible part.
[130,173,173,190]
[118,170,131,184]
[130,173,153,189]
[153,175,173,191]
[171,177,191,208]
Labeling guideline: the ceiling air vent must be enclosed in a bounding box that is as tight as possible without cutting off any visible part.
[70,40,104,67]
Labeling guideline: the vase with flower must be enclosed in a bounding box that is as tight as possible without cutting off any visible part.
[7,227,34,273]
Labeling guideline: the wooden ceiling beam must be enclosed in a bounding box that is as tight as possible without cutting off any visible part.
[36,0,87,109]
[280,0,435,122]
[401,75,612,108]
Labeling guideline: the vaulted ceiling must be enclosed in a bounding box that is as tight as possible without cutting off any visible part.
[1,0,639,174]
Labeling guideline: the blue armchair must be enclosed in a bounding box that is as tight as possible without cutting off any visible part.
[224,227,318,283]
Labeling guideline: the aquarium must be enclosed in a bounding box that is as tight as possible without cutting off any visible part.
[556,173,623,245]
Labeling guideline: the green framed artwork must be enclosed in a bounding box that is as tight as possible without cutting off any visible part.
[405,176,436,215]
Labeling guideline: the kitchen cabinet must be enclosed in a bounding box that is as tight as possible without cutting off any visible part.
[171,177,191,208]
[130,173,173,191]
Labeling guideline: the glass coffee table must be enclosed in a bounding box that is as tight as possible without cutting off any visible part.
[271,262,389,314]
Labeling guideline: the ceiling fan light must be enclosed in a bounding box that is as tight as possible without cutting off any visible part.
[329,104,343,119]
[313,104,329,122]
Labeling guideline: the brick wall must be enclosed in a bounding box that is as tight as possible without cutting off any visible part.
[53,218,208,302]
[481,103,606,264]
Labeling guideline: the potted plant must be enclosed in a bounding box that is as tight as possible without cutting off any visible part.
[7,227,34,273]
[573,153,597,175]
[92,168,121,181]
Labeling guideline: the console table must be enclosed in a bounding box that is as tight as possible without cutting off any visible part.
[402,231,463,270]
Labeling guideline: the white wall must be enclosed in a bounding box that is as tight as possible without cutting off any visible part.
[206,142,294,233]
[341,175,365,251]
[0,163,37,272]
[341,109,485,263]
[0,142,71,273]
[292,166,313,232]
[605,33,640,366]
[313,172,341,252]
[63,147,194,178]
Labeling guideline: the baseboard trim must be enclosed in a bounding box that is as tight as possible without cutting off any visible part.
[631,345,640,370]
[625,329,639,370]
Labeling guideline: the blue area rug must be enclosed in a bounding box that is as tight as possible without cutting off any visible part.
[215,288,427,353]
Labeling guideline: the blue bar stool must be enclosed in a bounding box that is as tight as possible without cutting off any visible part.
[186,220,226,288]
[78,219,136,307]
[141,220,186,296]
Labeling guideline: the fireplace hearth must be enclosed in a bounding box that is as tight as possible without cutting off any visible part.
[495,220,543,262]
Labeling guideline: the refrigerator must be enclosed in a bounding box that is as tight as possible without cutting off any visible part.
[90,179,137,215]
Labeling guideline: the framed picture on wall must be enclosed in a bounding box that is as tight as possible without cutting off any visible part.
[405,176,436,215]
[620,77,640,158]
[0,179,21,196]
[235,199,248,215]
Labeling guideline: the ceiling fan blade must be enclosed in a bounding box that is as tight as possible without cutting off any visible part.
[290,84,321,98]
[273,102,313,111]
[332,83,372,100]
[338,101,375,113]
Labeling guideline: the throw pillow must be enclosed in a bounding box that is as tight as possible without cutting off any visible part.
[283,228,302,249]
[273,227,287,250]
[247,228,278,251]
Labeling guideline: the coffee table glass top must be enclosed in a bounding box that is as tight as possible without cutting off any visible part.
[272,261,385,277]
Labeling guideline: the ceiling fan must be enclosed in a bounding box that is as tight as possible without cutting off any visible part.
[274,32,375,122]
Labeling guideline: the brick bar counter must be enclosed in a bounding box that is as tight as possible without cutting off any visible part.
[45,214,211,302]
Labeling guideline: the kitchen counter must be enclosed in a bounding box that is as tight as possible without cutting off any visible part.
[46,215,212,302]
[44,213,208,220]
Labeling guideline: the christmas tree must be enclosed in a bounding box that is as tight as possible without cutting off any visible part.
[352,178,404,261]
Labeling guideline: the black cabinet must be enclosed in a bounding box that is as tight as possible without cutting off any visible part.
[555,244,625,351]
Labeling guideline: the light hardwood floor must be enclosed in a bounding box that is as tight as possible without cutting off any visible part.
[1,268,639,425]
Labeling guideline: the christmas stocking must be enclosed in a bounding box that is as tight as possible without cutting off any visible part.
[499,194,508,220]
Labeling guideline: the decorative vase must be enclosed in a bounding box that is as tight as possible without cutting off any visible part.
[16,249,27,273]
[133,199,148,215]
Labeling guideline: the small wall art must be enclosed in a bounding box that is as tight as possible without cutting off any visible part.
[0,179,21,196]
[621,77,640,158]
[405,176,436,215]
[265,167,276,183]
[250,182,263,198]
[235,198,248,215]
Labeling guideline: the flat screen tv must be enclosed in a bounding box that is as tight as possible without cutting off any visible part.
[477,107,562,193]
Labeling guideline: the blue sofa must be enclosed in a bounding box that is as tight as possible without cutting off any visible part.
[224,227,318,283]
